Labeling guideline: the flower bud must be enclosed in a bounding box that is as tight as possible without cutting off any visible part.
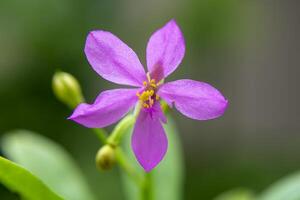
[52,71,84,108]
[95,145,116,170]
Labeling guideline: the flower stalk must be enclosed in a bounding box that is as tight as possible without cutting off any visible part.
[115,147,144,185]
[92,128,107,144]
[141,172,154,200]
[107,115,135,147]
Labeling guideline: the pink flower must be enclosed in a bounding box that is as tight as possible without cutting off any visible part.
[69,20,228,172]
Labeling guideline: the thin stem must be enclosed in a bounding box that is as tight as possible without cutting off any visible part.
[58,80,145,195]
[141,172,153,200]
[91,113,153,199]
[107,115,134,146]
[92,128,107,144]
[91,126,142,186]
[115,147,143,185]
[107,105,141,146]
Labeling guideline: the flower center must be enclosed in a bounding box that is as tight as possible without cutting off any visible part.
[136,74,160,109]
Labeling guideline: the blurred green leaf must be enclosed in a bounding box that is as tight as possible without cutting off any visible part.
[121,114,184,200]
[214,188,255,200]
[0,156,62,200]
[259,171,300,200]
[1,130,96,200]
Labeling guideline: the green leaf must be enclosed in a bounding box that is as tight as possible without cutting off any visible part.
[1,130,96,200]
[0,156,63,200]
[214,188,256,200]
[259,171,300,200]
[121,114,184,200]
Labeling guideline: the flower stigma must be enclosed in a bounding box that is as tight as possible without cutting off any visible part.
[136,73,160,109]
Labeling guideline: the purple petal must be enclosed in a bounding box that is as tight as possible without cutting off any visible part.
[85,31,147,87]
[158,79,228,120]
[150,102,167,123]
[146,19,185,81]
[68,89,138,128]
[132,106,168,172]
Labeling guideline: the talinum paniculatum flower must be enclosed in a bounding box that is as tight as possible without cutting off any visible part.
[69,19,228,172]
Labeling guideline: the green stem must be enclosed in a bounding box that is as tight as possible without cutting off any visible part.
[55,73,146,197]
[91,111,154,200]
[141,172,153,200]
[91,122,142,186]
[107,115,135,147]
[92,128,107,144]
[107,104,141,147]
[115,147,143,185]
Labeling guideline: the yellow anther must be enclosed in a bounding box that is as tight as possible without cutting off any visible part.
[155,94,160,100]
[136,91,140,97]
[149,79,157,88]
[138,90,153,102]
[139,94,147,101]
[143,103,149,108]
[140,76,159,109]
[150,83,157,88]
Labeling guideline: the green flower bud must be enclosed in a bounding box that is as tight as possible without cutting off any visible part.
[95,145,116,170]
[52,71,84,108]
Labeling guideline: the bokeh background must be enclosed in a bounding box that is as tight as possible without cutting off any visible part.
[1,0,299,199]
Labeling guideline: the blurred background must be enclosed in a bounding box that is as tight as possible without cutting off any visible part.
[0,0,299,199]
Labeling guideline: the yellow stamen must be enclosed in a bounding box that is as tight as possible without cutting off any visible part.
[143,103,149,108]
[155,94,160,100]
[137,75,160,109]
[137,90,153,102]
[146,72,151,82]
[149,90,154,96]
[151,84,157,88]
